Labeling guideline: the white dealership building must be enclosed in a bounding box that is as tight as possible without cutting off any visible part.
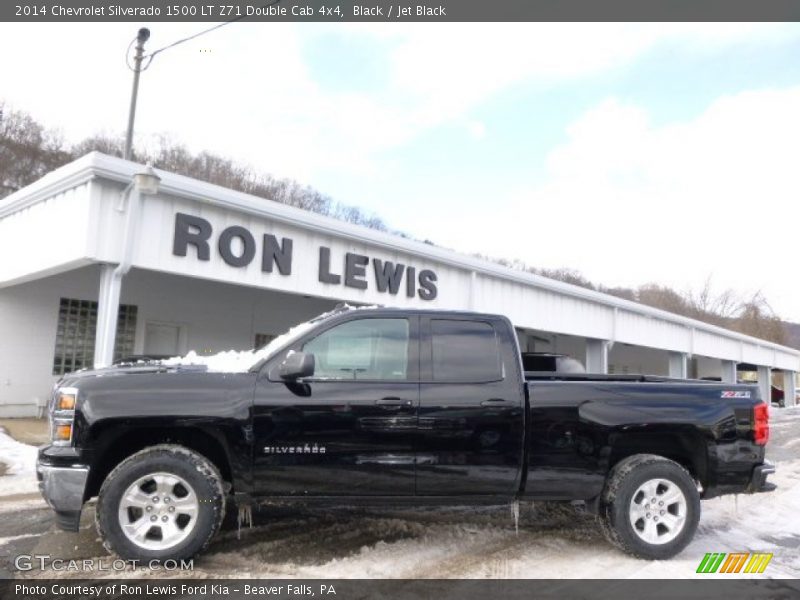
[0,152,797,417]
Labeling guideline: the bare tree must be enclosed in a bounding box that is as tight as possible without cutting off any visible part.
[687,277,738,322]
[602,286,637,301]
[0,103,69,195]
[733,292,787,344]
[71,133,126,159]
[0,104,389,233]
[534,267,596,290]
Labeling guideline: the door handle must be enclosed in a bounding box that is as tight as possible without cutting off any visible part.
[376,397,413,408]
[480,398,507,407]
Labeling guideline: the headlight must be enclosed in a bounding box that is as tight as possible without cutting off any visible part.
[56,391,76,411]
[51,387,78,446]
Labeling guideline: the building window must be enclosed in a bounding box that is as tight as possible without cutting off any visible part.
[52,298,138,375]
[254,333,276,350]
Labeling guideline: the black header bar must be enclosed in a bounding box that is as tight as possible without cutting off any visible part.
[4,0,800,22]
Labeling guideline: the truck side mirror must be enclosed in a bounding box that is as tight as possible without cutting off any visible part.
[278,351,315,380]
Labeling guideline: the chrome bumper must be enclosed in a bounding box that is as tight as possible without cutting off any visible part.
[36,462,89,530]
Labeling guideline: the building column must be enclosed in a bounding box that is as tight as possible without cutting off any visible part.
[756,365,772,406]
[721,360,737,384]
[94,264,122,369]
[668,352,688,379]
[585,339,608,374]
[92,170,157,368]
[782,371,797,407]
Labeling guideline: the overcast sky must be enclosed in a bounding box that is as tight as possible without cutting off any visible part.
[2,22,799,319]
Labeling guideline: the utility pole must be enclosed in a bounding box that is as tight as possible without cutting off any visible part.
[124,28,150,160]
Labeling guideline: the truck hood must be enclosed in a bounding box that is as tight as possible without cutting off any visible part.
[58,363,208,384]
[55,364,256,419]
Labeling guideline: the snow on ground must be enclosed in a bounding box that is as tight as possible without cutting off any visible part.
[0,428,38,495]
[192,465,799,579]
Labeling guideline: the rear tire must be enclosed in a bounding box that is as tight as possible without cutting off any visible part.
[96,444,225,561]
[598,454,700,560]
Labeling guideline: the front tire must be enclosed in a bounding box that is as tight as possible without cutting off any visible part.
[599,454,700,560]
[96,444,225,561]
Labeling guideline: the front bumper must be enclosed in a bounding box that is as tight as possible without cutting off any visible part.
[747,461,776,493]
[36,458,89,531]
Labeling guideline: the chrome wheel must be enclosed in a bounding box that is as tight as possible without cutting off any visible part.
[628,478,687,545]
[117,472,199,550]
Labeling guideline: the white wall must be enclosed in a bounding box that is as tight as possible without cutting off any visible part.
[520,332,736,378]
[91,184,452,312]
[122,269,337,356]
[0,266,100,417]
[517,329,587,361]
[695,356,724,379]
[0,181,94,286]
[0,266,337,417]
[608,344,670,376]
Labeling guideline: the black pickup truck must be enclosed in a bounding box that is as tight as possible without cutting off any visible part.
[37,306,774,562]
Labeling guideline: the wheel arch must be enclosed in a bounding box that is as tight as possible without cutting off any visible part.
[607,427,708,489]
[85,425,234,501]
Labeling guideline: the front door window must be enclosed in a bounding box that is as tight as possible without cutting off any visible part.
[303,318,410,381]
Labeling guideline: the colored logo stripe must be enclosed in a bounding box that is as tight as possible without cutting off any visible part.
[744,553,773,574]
[696,552,772,574]
[696,553,713,573]
[697,553,725,573]
[720,553,749,573]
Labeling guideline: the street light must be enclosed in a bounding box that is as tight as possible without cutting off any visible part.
[120,10,262,161]
[133,164,161,195]
[123,27,151,160]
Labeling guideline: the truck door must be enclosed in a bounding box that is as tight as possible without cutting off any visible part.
[416,316,525,496]
[252,315,419,496]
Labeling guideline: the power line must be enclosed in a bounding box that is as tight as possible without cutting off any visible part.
[141,0,283,68]
[121,0,283,158]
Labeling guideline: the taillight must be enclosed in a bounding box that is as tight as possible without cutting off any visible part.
[753,402,769,446]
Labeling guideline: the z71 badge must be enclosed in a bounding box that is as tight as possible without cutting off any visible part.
[721,390,751,398]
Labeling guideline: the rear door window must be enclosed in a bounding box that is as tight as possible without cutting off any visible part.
[431,319,502,382]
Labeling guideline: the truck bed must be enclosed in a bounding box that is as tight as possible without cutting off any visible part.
[523,377,765,501]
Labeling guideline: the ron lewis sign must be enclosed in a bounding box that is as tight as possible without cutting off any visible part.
[172,212,438,300]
